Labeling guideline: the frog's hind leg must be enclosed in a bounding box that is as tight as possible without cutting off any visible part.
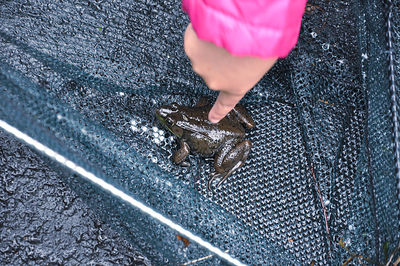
[208,161,243,190]
[232,105,255,129]
[208,140,251,190]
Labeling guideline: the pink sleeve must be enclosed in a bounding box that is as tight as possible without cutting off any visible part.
[182,0,307,58]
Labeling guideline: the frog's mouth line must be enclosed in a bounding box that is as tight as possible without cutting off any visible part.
[155,113,182,138]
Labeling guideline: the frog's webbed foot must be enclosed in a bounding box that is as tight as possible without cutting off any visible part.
[208,173,221,190]
[208,161,242,190]
[208,140,252,190]
[173,140,190,166]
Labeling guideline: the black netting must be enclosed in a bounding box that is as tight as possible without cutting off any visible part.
[0,0,399,265]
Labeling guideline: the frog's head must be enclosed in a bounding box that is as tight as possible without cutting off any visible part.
[155,103,187,138]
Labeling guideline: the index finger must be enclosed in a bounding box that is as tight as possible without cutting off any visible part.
[208,91,244,123]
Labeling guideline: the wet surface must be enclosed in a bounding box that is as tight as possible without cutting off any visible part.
[0,130,151,265]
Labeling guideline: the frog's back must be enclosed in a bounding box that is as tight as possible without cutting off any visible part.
[183,106,244,156]
[187,105,245,137]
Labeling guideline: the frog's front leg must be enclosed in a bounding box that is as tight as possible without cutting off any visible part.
[208,139,251,190]
[173,139,190,166]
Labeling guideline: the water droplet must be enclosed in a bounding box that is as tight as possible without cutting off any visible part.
[141,126,148,132]
[311,32,317,38]
[322,43,330,50]
[152,126,158,132]
[159,136,165,141]
[118,92,125,96]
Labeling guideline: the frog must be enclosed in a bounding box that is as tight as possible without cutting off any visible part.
[155,97,255,190]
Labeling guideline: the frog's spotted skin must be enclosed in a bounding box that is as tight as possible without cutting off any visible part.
[155,98,254,189]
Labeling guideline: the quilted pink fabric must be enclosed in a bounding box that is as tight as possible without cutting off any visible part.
[182,0,307,58]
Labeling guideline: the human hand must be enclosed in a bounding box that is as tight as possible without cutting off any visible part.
[184,23,277,123]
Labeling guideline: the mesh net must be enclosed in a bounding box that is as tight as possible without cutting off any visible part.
[0,0,399,264]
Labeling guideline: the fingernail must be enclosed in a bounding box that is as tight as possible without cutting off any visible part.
[208,118,221,124]
[208,114,220,124]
